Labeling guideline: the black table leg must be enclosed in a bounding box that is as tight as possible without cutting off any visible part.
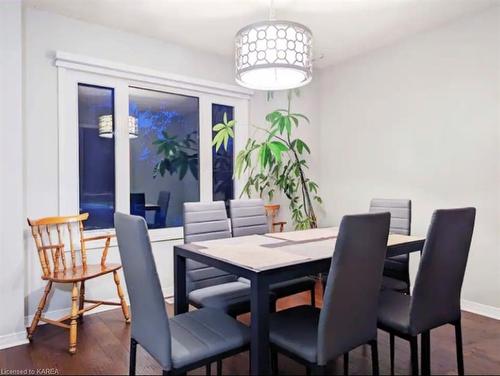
[174,249,188,315]
[250,275,270,375]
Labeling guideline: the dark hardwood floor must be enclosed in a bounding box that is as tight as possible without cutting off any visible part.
[1,281,499,375]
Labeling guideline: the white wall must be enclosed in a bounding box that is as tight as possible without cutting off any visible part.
[318,8,500,310]
[22,8,237,320]
[0,0,26,348]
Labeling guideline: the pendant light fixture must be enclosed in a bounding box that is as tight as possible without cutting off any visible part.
[98,115,139,139]
[235,0,313,91]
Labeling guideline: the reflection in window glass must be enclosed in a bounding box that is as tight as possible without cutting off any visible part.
[212,104,234,204]
[78,84,115,230]
[129,87,200,228]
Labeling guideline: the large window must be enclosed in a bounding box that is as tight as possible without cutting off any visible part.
[78,84,115,230]
[129,87,200,229]
[61,56,250,237]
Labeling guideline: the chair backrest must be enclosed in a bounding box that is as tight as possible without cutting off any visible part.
[229,199,269,237]
[27,213,93,277]
[114,212,172,371]
[369,198,411,235]
[130,193,146,219]
[183,201,236,291]
[155,191,171,227]
[409,207,475,335]
[317,212,390,365]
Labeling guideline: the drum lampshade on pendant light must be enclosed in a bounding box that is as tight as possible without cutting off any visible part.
[235,0,313,91]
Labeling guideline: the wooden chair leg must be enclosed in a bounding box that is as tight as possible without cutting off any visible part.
[370,340,379,376]
[205,363,211,375]
[69,282,79,354]
[455,320,464,376]
[78,281,85,323]
[410,336,419,376]
[130,338,137,376]
[216,359,222,376]
[28,281,53,340]
[114,270,130,323]
[389,333,395,375]
[343,352,349,376]
[421,330,431,375]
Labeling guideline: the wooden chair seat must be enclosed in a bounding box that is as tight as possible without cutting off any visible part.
[43,263,122,282]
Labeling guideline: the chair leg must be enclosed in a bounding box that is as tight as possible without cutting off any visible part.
[310,285,316,307]
[130,338,137,376]
[114,270,131,323]
[216,359,222,376]
[27,281,52,340]
[421,330,431,375]
[389,333,395,375]
[78,281,85,323]
[409,336,419,376]
[455,320,464,376]
[271,347,278,375]
[69,282,79,354]
[270,299,277,313]
[343,352,349,376]
[312,365,327,375]
[370,340,379,376]
[205,363,211,375]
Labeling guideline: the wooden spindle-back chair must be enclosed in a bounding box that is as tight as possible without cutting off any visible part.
[27,213,130,354]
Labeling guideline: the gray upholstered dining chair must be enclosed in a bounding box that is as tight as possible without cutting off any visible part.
[230,198,317,306]
[369,198,412,294]
[377,207,475,376]
[183,201,255,317]
[269,212,391,375]
[114,212,250,376]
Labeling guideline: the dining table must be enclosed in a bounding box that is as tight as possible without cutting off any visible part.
[173,227,425,375]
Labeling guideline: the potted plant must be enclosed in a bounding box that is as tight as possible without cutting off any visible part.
[213,90,322,229]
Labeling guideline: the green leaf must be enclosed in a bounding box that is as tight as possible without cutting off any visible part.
[223,112,228,124]
[284,116,292,135]
[212,123,225,131]
[212,131,225,150]
[268,141,287,162]
[291,113,310,123]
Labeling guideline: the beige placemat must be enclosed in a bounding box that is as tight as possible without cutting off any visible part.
[266,227,339,242]
[388,234,425,246]
[193,234,285,248]
[196,244,311,270]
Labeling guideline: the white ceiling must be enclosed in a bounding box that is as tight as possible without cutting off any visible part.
[24,0,496,68]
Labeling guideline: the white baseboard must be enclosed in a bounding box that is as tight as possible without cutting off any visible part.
[0,331,29,351]
[461,299,500,320]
